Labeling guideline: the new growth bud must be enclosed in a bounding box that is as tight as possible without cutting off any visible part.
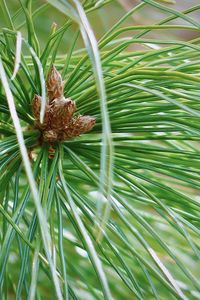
[62,116,96,140]
[32,66,96,143]
[46,65,64,102]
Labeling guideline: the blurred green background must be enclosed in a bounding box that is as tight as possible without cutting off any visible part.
[0,0,199,53]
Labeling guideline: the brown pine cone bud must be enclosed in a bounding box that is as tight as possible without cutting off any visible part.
[32,94,41,120]
[32,66,96,144]
[49,97,76,130]
[32,94,49,130]
[42,129,59,143]
[62,115,96,140]
[46,65,64,102]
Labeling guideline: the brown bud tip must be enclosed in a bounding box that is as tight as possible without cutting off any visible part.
[32,94,41,120]
[46,65,64,102]
[42,130,58,143]
[76,116,96,132]
[50,97,76,129]
[62,115,96,140]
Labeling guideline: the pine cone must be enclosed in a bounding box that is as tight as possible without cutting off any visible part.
[32,66,96,143]
[43,129,59,143]
[49,97,76,130]
[62,115,96,140]
[46,65,64,102]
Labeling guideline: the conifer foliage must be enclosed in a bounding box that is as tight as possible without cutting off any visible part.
[0,1,200,299]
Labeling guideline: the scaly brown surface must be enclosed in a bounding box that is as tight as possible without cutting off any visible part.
[32,66,96,143]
